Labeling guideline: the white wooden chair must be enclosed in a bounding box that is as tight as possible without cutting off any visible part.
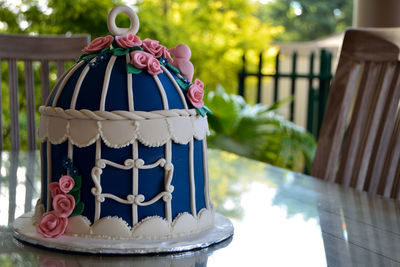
[0,34,89,151]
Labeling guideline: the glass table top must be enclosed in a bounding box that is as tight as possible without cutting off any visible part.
[1,149,400,266]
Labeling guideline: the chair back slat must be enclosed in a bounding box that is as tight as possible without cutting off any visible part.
[0,34,89,60]
[383,113,400,198]
[8,59,20,151]
[0,34,89,151]
[56,60,65,80]
[312,28,400,199]
[24,60,36,151]
[311,60,362,182]
[367,64,400,194]
[40,60,50,105]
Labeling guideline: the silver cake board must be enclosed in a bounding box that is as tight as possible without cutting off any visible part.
[12,212,234,254]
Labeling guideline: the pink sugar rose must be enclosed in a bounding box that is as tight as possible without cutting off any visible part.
[194,78,204,90]
[147,57,163,75]
[49,182,62,198]
[37,211,68,238]
[142,38,172,61]
[82,35,113,54]
[115,34,142,49]
[188,79,205,108]
[59,175,75,193]
[53,194,75,218]
[131,50,151,69]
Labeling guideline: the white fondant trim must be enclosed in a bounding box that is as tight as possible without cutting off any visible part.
[46,142,51,212]
[152,75,169,109]
[70,57,97,109]
[39,112,209,148]
[45,66,73,106]
[40,143,44,202]
[202,139,211,210]
[126,53,134,111]
[91,157,174,222]
[165,141,172,224]
[94,139,101,221]
[160,65,189,109]
[189,138,197,217]
[32,201,44,226]
[100,55,117,111]
[132,140,138,224]
[52,61,85,107]
[39,106,198,120]
[62,208,214,240]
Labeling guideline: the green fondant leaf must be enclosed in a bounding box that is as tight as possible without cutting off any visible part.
[77,53,88,63]
[71,202,84,217]
[80,54,96,63]
[70,190,80,204]
[126,63,143,74]
[203,105,213,115]
[176,79,190,90]
[113,47,129,56]
[196,107,206,117]
[101,47,112,54]
[70,175,82,192]
[130,46,143,51]
[167,63,180,74]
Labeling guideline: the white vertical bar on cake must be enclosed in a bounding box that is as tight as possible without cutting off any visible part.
[152,74,173,224]
[46,142,52,212]
[126,53,139,225]
[99,55,117,111]
[52,61,85,107]
[165,141,172,224]
[202,139,210,210]
[189,138,197,217]
[94,139,101,221]
[161,66,189,109]
[70,58,96,109]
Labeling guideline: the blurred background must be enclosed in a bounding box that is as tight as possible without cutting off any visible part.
[0,0,354,172]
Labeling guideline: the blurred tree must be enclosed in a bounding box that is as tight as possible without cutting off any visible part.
[256,0,353,41]
[0,0,282,91]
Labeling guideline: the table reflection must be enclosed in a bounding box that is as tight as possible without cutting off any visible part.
[1,150,400,266]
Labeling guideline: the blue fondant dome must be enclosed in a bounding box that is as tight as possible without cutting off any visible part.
[46,55,191,112]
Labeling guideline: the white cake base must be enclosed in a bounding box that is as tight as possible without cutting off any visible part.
[12,212,233,254]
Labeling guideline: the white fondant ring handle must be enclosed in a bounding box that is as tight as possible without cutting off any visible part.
[107,5,139,36]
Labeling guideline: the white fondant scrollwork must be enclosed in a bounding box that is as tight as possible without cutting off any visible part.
[91,157,174,222]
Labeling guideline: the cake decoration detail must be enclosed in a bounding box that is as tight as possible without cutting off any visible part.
[169,44,194,82]
[35,5,215,241]
[37,158,84,238]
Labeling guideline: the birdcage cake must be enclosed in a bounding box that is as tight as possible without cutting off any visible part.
[32,5,217,241]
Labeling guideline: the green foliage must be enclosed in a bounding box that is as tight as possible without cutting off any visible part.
[206,87,316,172]
[256,0,353,41]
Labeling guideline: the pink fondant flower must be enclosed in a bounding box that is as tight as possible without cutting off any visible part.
[49,182,62,198]
[53,194,75,218]
[188,79,205,108]
[58,175,75,193]
[142,38,172,61]
[82,35,113,54]
[37,211,68,238]
[131,50,151,69]
[147,57,163,75]
[130,51,163,75]
[115,34,142,49]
